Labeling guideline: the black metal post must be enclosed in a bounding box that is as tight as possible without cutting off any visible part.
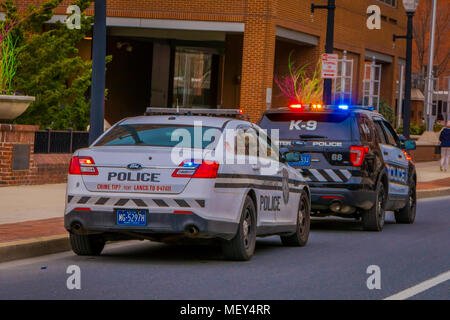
[312,0,336,105]
[89,0,107,144]
[403,12,414,140]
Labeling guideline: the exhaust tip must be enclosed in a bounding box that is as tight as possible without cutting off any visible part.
[184,225,199,237]
[71,221,84,234]
[330,201,343,213]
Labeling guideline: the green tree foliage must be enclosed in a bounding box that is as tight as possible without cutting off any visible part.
[1,0,100,130]
[379,99,394,125]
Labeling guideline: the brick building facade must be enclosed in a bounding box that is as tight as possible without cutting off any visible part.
[26,0,408,123]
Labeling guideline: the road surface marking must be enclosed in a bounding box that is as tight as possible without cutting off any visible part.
[383,270,450,300]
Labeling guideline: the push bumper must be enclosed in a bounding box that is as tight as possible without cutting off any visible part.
[310,186,376,211]
[64,210,238,240]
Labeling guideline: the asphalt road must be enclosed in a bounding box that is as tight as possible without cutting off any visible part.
[0,197,448,300]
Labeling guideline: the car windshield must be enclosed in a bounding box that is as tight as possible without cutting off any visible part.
[260,112,353,141]
[94,124,222,149]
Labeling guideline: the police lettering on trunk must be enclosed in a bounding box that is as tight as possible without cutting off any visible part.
[107,172,161,182]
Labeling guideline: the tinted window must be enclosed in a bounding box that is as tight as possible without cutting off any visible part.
[381,121,400,146]
[260,112,353,140]
[374,121,387,144]
[95,124,222,149]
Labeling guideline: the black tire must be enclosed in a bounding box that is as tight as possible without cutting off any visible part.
[362,182,386,231]
[280,191,310,246]
[70,233,105,256]
[222,196,257,261]
[395,177,416,224]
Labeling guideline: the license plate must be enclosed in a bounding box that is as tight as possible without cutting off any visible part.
[116,209,147,226]
[288,154,311,167]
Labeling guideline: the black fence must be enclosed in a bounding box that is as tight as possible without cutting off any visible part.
[34,129,89,154]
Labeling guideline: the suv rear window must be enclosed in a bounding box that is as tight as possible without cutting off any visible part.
[259,112,353,140]
[95,124,222,149]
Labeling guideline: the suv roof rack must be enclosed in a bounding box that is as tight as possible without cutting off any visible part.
[145,107,249,120]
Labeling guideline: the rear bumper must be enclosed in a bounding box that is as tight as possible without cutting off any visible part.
[310,186,376,211]
[64,210,238,240]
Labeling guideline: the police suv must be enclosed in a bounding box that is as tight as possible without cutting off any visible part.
[65,108,310,261]
[259,104,417,231]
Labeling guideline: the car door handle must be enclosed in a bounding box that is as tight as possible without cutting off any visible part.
[383,152,389,156]
[252,164,260,171]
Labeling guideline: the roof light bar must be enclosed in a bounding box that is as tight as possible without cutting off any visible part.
[145,107,249,120]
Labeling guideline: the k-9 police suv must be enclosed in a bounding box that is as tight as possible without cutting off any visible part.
[65,108,310,260]
[259,104,417,231]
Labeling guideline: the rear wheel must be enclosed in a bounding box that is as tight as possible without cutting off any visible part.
[280,191,310,246]
[70,233,105,256]
[222,196,256,261]
[395,177,416,224]
[361,182,386,231]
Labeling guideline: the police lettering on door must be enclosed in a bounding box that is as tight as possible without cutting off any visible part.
[260,195,281,212]
[386,165,408,184]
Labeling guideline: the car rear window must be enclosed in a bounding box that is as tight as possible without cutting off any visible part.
[259,112,353,141]
[94,124,222,149]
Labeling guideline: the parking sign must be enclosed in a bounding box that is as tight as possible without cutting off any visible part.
[321,53,339,79]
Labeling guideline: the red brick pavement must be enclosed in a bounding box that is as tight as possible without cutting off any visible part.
[0,217,65,243]
[417,178,450,191]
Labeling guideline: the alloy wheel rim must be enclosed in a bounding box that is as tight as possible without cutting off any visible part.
[243,208,253,249]
[298,200,306,234]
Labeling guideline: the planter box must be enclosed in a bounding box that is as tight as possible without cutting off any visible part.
[410,145,441,162]
[0,95,35,120]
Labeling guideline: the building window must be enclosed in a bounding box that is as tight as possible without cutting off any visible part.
[172,47,219,109]
[377,0,397,8]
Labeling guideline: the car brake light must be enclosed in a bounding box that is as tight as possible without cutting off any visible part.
[69,156,98,175]
[172,160,219,178]
[349,146,369,167]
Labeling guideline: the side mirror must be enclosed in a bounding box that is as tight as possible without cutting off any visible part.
[279,147,289,163]
[404,140,416,151]
[284,152,302,162]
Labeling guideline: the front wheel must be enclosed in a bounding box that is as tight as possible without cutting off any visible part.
[280,190,310,246]
[222,196,257,261]
[395,177,416,224]
[361,182,386,231]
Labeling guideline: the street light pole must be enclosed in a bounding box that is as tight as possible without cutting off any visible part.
[89,0,107,144]
[311,0,336,105]
[424,0,437,131]
[393,0,419,140]
[403,12,414,140]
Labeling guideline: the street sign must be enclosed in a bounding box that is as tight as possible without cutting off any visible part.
[321,53,339,79]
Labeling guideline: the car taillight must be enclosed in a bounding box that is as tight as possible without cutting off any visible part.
[69,156,98,175]
[349,146,369,167]
[172,160,219,179]
[403,150,412,161]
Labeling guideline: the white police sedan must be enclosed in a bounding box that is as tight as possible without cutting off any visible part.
[65,108,310,260]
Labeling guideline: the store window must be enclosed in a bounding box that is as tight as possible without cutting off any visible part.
[172,47,219,109]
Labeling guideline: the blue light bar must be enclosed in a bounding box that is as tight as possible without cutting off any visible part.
[338,105,349,110]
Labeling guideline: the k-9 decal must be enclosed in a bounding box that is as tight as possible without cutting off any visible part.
[385,165,408,184]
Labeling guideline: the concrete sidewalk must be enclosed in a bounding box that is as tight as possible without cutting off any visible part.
[0,161,448,262]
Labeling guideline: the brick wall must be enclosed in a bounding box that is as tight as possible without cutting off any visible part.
[0,124,70,186]
[14,0,409,119]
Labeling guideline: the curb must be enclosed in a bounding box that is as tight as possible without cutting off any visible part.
[0,234,70,263]
[417,188,450,199]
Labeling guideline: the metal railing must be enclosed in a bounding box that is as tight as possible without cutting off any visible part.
[34,129,89,154]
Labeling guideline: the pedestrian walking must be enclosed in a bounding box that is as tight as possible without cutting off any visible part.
[439,121,450,171]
